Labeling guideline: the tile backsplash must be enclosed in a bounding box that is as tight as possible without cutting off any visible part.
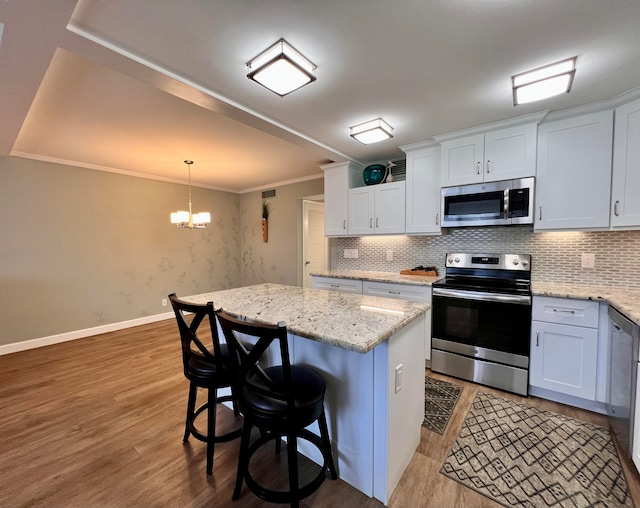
[332,227,640,288]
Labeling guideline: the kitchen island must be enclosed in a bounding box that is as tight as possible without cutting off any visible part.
[183,283,429,505]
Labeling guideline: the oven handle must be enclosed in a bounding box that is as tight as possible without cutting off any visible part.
[432,287,531,305]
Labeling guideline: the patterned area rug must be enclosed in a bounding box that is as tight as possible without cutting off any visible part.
[441,391,634,507]
[423,376,462,434]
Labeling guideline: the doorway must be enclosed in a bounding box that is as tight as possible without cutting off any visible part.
[302,199,328,288]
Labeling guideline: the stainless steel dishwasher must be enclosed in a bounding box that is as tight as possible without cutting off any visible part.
[608,306,640,468]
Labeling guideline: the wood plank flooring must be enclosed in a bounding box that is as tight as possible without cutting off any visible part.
[1,319,639,507]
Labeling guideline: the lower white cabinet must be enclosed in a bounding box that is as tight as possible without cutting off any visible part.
[530,296,600,400]
[311,276,363,294]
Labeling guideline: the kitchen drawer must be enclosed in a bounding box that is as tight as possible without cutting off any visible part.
[532,296,599,328]
[362,281,430,302]
[311,276,363,294]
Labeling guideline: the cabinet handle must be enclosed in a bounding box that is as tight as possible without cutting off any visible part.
[330,284,339,288]
[552,308,576,314]
[536,331,539,347]
[538,206,542,220]
[343,219,346,230]
[389,291,401,295]
[486,160,491,173]
[369,218,373,228]
[435,213,439,225]
[476,162,481,175]
[614,200,620,216]
[376,217,379,228]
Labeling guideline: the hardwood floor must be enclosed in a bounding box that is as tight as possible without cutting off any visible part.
[1,319,639,507]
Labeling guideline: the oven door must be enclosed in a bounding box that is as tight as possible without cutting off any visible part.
[432,288,532,359]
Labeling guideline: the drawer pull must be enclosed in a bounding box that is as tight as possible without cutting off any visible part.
[330,284,340,288]
[552,309,576,314]
[389,291,401,295]
[536,331,539,347]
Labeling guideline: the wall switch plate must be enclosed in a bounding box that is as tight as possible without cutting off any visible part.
[395,364,403,393]
[581,253,595,269]
[386,250,393,261]
[343,249,359,259]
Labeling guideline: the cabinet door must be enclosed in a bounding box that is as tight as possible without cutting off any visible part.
[348,187,375,235]
[611,97,640,228]
[374,182,405,235]
[484,124,537,182]
[404,146,441,234]
[535,110,613,231]
[440,134,484,187]
[530,321,598,400]
[324,166,349,236]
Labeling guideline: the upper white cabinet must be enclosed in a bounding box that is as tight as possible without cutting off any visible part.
[611,97,640,229]
[401,142,441,235]
[321,161,363,237]
[348,182,406,235]
[437,123,538,187]
[535,110,613,231]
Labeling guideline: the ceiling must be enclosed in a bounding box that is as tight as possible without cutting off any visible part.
[1,0,640,193]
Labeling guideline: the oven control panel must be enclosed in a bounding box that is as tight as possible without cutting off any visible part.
[445,253,531,271]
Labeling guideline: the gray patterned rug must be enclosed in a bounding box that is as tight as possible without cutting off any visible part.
[441,391,634,507]
[423,376,462,434]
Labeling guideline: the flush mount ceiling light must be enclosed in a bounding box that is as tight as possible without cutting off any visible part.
[349,118,394,144]
[170,160,211,229]
[246,38,317,97]
[512,57,577,106]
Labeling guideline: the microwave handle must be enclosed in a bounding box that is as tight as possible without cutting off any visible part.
[503,189,509,220]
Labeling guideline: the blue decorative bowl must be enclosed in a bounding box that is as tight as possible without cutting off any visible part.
[363,164,386,185]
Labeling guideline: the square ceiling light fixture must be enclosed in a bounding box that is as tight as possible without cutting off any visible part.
[246,38,317,97]
[350,118,394,144]
[512,57,577,106]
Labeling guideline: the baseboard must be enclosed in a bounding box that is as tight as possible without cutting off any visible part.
[0,312,175,356]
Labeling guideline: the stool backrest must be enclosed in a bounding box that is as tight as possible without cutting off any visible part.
[215,309,293,406]
[169,293,224,373]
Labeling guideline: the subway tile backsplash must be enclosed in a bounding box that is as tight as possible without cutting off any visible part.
[332,227,640,288]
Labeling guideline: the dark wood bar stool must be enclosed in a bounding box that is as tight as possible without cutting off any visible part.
[216,309,337,508]
[168,294,241,475]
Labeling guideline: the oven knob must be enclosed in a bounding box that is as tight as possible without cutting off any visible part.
[521,260,529,267]
[454,257,460,263]
[512,259,520,266]
[447,258,453,264]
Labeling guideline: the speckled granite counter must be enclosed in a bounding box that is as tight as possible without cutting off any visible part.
[310,269,442,286]
[182,283,428,354]
[532,282,640,327]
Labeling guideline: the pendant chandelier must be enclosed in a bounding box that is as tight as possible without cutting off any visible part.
[170,160,211,229]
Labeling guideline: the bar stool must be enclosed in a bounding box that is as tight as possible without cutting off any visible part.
[168,294,241,475]
[216,309,337,507]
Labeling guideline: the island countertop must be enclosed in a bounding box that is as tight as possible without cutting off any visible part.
[310,269,442,286]
[182,283,429,354]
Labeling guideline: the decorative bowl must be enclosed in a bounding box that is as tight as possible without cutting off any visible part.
[363,164,387,185]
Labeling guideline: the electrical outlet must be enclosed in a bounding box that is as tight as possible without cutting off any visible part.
[581,253,595,269]
[386,250,394,261]
[352,249,358,259]
[343,249,358,259]
[343,249,350,258]
[161,298,168,307]
[395,364,403,393]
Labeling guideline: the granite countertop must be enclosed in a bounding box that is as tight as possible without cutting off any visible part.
[182,283,429,354]
[310,269,443,286]
[532,282,640,327]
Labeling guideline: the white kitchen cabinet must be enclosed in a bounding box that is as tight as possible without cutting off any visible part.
[530,296,600,400]
[348,181,405,235]
[362,281,432,361]
[311,276,363,294]
[321,161,363,237]
[611,97,640,229]
[535,110,613,231]
[438,123,537,187]
[401,142,441,235]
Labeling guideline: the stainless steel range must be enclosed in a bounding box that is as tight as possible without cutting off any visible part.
[431,253,532,396]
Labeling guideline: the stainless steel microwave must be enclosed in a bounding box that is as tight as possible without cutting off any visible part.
[441,177,534,227]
